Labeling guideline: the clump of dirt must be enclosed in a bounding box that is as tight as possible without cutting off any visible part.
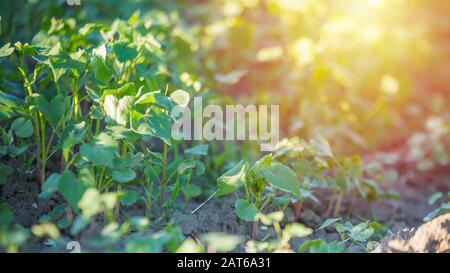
[374,213,450,253]
[0,170,57,227]
[177,195,252,238]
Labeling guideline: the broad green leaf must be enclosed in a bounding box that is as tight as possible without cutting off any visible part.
[58,171,89,211]
[184,144,209,156]
[113,41,138,63]
[117,82,137,96]
[176,238,204,253]
[263,163,301,197]
[79,133,118,168]
[0,43,15,58]
[129,216,150,231]
[112,170,136,183]
[135,92,157,105]
[283,223,313,238]
[255,211,284,225]
[78,188,117,218]
[310,240,346,253]
[31,222,60,240]
[90,54,112,84]
[60,121,86,149]
[104,95,134,126]
[349,222,374,242]
[428,192,443,205]
[125,233,171,253]
[249,154,272,174]
[170,89,190,107]
[119,190,138,206]
[131,109,172,145]
[39,173,61,199]
[216,160,248,197]
[177,159,205,176]
[182,184,201,199]
[423,203,450,222]
[46,43,85,81]
[298,239,322,253]
[11,117,34,138]
[235,199,259,222]
[200,232,242,253]
[35,95,66,129]
[60,121,86,161]
[78,168,96,188]
[317,218,341,231]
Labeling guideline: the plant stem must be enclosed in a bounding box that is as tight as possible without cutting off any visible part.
[159,142,168,215]
[334,191,344,217]
[115,140,128,219]
[73,78,79,119]
[19,66,42,188]
[95,119,100,135]
[252,221,258,240]
[325,188,336,217]
[40,117,46,185]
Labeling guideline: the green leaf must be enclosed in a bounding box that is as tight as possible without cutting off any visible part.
[170,89,190,107]
[423,203,450,222]
[79,133,118,168]
[216,160,248,197]
[176,238,204,253]
[35,95,66,129]
[131,108,172,145]
[283,223,313,238]
[335,223,347,233]
[182,184,201,200]
[255,211,284,225]
[125,233,171,253]
[11,117,34,138]
[90,53,112,84]
[104,95,134,126]
[113,41,138,63]
[310,240,346,253]
[78,188,117,218]
[60,121,86,161]
[235,199,259,222]
[112,170,136,183]
[58,171,89,211]
[349,222,374,242]
[185,144,209,156]
[135,92,157,105]
[200,232,242,253]
[39,173,61,199]
[0,164,13,186]
[298,239,323,253]
[177,159,205,176]
[0,43,14,58]
[428,192,443,205]
[317,218,341,231]
[119,190,138,206]
[60,121,86,149]
[78,168,96,188]
[263,163,301,197]
[46,43,85,81]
